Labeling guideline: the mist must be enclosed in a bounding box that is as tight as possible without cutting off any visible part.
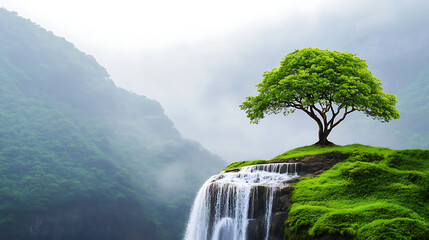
[2,0,428,162]
[1,1,429,239]
[92,0,429,162]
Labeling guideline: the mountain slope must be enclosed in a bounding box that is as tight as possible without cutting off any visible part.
[0,8,224,240]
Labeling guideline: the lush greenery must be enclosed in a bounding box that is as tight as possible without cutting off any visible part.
[224,144,429,239]
[0,9,224,239]
[274,144,392,160]
[240,48,400,145]
[223,144,391,171]
[286,145,429,239]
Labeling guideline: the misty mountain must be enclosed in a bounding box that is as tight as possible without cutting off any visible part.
[98,1,429,161]
[0,8,224,240]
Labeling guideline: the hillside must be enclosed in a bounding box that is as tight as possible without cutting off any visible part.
[0,9,224,240]
[224,144,429,239]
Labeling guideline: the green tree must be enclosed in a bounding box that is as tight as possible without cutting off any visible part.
[240,47,400,145]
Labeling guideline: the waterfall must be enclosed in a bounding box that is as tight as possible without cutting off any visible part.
[184,163,298,240]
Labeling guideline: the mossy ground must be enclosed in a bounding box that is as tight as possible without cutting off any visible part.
[224,144,429,239]
[274,144,393,159]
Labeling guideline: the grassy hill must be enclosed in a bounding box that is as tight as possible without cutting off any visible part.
[224,144,429,239]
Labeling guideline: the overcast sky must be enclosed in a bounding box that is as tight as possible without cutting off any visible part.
[2,0,428,162]
[1,0,320,52]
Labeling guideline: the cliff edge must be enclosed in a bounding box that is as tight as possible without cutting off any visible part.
[224,144,429,240]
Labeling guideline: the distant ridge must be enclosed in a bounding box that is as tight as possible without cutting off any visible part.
[0,8,224,240]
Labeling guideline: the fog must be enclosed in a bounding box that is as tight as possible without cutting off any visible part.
[2,0,428,162]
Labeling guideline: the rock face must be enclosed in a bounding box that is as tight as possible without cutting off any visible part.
[183,153,351,240]
[272,152,351,176]
[184,163,298,240]
[246,186,292,240]
[246,152,350,240]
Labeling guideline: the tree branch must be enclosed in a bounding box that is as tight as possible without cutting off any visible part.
[301,107,324,132]
[311,105,328,131]
[331,107,356,129]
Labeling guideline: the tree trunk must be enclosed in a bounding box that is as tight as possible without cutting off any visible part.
[315,128,334,146]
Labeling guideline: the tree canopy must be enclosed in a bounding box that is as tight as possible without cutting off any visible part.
[240,47,400,145]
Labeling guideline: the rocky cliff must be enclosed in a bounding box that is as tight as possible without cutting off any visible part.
[239,152,351,240]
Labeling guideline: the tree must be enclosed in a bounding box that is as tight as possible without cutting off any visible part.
[240,47,400,145]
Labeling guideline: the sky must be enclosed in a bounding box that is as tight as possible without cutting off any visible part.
[1,0,428,162]
[0,0,318,52]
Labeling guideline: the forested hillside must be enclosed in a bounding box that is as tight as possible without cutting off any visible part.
[0,9,224,240]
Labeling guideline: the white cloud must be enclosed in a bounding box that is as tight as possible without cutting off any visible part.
[2,0,428,162]
[1,0,323,52]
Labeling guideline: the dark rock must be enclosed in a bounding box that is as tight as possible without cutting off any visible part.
[267,153,350,239]
[270,212,288,240]
[245,186,292,240]
[247,218,266,240]
[219,153,350,239]
[271,152,350,176]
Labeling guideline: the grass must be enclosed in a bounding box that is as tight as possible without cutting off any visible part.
[273,144,393,160]
[223,144,429,239]
[224,144,392,171]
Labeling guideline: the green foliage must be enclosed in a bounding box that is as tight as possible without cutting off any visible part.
[240,47,399,144]
[240,47,399,123]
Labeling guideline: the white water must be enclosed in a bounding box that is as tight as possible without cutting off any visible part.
[184,163,298,240]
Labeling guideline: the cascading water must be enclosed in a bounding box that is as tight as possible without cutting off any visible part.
[184,163,298,240]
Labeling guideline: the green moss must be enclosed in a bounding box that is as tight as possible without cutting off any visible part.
[357,218,429,240]
[286,205,332,239]
[310,203,422,237]
[284,147,429,239]
[386,149,429,171]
